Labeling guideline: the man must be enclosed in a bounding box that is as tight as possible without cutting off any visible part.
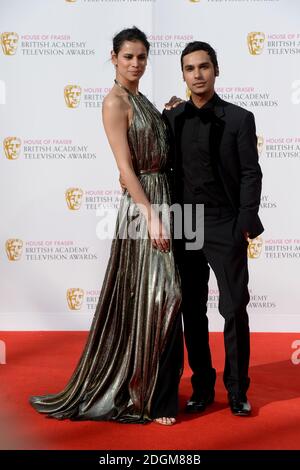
[164,42,263,416]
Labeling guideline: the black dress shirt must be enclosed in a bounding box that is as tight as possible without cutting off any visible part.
[181,94,230,207]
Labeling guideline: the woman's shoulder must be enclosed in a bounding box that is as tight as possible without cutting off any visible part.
[103,88,129,113]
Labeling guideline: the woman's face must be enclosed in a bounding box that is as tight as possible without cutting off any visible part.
[112,40,148,83]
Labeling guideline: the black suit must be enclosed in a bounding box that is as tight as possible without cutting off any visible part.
[163,94,263,396]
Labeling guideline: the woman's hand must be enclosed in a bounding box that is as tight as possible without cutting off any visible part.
[147,214,170,252]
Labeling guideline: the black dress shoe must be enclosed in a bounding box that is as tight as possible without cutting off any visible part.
[185,390,215,413]
[228,393,251,416]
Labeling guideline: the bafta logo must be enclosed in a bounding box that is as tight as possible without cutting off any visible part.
[257,135,264,157]
[4,137,21,160]
[189,0,200,3]
[186,87,191,99]
[65,0,77,2]
[67,288,84,310]
[247,32,265,55]
[1,32,19,55]
[5,239,23,261]
[65,187,83,210]
[248,236,263,259]
[64,85,82,108]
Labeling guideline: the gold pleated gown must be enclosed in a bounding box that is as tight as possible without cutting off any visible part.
[30,87,183,423]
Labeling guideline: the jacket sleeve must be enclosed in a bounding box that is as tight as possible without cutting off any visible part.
[236,111,263,236]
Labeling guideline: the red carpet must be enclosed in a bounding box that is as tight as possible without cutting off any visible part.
[0,332,300,450]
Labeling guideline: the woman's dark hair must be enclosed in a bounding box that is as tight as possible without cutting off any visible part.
[181,41,219,74]
[113,27,150,55]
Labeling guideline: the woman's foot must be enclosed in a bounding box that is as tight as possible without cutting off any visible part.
[153,417,176,426]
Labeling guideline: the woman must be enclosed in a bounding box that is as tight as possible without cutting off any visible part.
[30,27,182,426]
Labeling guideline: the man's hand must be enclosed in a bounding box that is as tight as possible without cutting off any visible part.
[164,95,185,110]
[244,231,250,241]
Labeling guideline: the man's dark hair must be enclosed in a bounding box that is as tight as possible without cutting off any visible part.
[113,26,150,56]
[181,41,219,74]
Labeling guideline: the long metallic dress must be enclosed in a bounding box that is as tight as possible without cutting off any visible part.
[30,84,183,423]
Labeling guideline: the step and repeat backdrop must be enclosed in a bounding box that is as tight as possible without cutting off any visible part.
[1,0,299,331]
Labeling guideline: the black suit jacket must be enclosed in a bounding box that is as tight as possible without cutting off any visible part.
[163,94,264,239]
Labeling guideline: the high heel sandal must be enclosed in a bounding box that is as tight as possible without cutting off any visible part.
[153,417,176,426]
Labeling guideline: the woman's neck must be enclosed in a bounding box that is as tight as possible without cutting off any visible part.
[115,76,139,95]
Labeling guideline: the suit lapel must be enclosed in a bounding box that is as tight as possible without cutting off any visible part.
[210,96,237,210]
[173,109,187,200]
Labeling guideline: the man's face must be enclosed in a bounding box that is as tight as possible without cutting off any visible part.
[182,50,217,99]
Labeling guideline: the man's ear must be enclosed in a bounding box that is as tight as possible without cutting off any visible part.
[215,67,219,77]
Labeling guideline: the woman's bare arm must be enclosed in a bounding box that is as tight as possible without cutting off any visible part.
[102,95,169,251]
